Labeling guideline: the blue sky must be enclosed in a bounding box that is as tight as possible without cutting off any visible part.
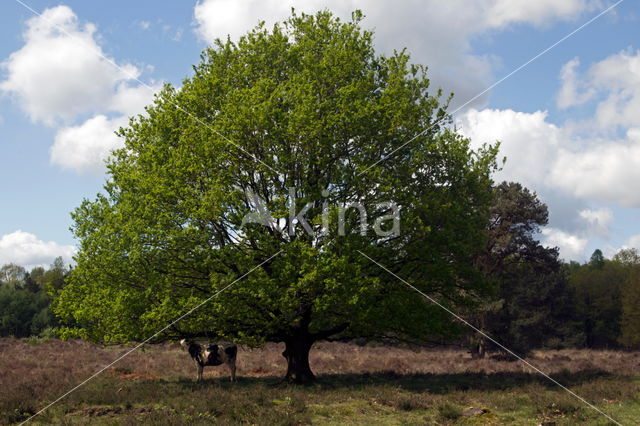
[0,0,639,268]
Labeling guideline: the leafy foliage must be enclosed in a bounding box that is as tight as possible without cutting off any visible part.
[469,182,582,356]
[54,11,498,380]
[489,247,583,354]
[612,248,640,348]
[619,270,640,348]
[477,182,549,278]
[569,253,625,348]
[0,258,69,338]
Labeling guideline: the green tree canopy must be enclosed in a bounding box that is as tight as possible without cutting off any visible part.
[570,257,625,348]
[0,264,27,289]
[477,182,549,279]
[489,246,583,355]
[619,269,640,348]
[467,182,581,357]
[612,248,640,267]
[611,248,640,348]
[54,10,497,382]
[589,249,605,270]
[0,260,65,338]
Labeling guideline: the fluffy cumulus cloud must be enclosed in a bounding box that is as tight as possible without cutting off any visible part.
[0,231,75,269]
[556,58,596,109]
[484,0,598,27]
[558,48,640,130]
[549,49,640,206]
[51,115,128,173]
[457,45,640,260]
[0,6,139,124]
[550,129,640,206]
[578,208,613,238]
[458,107,640,209]
[458,108,564,188]
[193,0,596,41]
[624,234,640,250]
[457,106,633,259]
[541,228,588,261]
[591,50,640,130]
[193,0,596,109]
[0,5,158,173]
[457,107,589,259]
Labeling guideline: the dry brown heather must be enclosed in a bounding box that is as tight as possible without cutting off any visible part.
[1,338,639,424]
[2,339,639,385]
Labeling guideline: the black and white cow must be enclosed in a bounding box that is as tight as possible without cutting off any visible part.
[180,339,237,382]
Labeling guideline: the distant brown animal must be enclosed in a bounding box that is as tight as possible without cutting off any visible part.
[180,339,237,382]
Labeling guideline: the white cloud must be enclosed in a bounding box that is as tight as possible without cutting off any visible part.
[193,0,595,44]
[51,81,159,173]
[0,230,75,269]
[456,107,628,260]
[484,0,597,28]
[457,47,640,260]
[458,108,564,188]
[578,208,613,238]
[459,107,640,209]
[590,49,640,130]
[109,83,158,117]
[545,49,640,206]
[457,106,640,257]
[625,234,640,250]
[139,20,151,30]
[541,227,588,260]
[557,58,595,108]
[550,128,640,206]
[51,115,128,173]
[606,234,640,259]
[457,108,594,260]
[193,0,596,109]
[0,5,158,173]
[558,49,640,129]
[0,5,140,125]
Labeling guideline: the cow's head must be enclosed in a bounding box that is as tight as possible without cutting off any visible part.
[180,339,203,361]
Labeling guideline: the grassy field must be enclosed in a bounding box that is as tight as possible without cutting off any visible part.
[1,338,638,425]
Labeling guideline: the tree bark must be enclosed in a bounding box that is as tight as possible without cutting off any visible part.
[469,313,487,359]
[282,338,315,384]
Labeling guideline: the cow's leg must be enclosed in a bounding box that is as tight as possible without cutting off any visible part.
[197,363,203,382]
[228,362,236,382]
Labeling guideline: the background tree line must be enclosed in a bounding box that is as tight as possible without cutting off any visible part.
[466,182,640,356]
[0,257,69,338]
[567,248,640,349]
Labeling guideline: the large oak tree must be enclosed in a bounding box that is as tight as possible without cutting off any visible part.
[55,11,497,382]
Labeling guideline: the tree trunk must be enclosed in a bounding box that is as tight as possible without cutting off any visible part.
[471,337,486,359]
[470,313,487,359]
[282,338,315,384]
[468,330,487,359]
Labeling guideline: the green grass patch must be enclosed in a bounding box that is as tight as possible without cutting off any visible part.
[9,373,636,425]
